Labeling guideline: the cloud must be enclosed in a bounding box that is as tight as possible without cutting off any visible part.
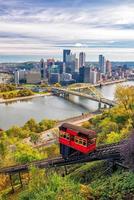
[0,0,134,60]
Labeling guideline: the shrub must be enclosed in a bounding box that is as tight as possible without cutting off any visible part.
[91,171,134,200]
[18,168,86,200]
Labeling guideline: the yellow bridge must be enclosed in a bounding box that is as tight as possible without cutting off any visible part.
[52,83,116,108]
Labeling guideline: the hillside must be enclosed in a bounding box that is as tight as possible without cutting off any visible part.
[0,85,134,200]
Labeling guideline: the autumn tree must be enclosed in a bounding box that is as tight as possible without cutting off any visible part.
[23,118,40,132]
[53,83,61,87]
[115,85,134,112]
[17,88,34,97]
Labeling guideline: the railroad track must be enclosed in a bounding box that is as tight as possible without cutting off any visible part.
[0,141,127,175]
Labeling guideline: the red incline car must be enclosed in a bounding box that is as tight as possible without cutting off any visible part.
[59,123,96,158]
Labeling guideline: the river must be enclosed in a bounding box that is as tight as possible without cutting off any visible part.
[0,81,134,129]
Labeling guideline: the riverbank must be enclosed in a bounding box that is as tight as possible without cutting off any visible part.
[0,92,52,104]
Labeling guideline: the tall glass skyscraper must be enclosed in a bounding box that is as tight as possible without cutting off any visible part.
[79,52,86,68]
[99,55,106,74]
[63,49,71,63]
[40,58,46,79]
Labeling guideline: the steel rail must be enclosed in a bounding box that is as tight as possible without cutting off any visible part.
[0,141,126,175]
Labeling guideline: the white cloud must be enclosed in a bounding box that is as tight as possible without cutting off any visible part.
[0,1,134,60]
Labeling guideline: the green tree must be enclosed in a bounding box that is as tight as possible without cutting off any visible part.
[30,133,40,145]
[14,143,42,164]
[23,118,40,132]
[105,131,121,144]
[6,126,23,138]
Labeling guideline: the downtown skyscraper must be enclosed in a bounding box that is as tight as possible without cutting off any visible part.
[63,49,71,63]
[79,52,86,68]
[99,55,106,74]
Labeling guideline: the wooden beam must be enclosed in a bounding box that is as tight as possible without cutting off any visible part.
[64,165,68,175]
[9,174,14,193]
[19,172,23,188]
[115,162,129,169]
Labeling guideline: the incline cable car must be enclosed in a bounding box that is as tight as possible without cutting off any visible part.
[59,123,96,158]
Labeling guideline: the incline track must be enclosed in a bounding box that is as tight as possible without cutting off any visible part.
[0,142,127,175]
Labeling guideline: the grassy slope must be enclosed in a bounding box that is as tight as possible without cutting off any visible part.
[69,161,134,200]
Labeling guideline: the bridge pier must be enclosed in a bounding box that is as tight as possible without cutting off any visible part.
[63,93,69,100]
[98,102,102,109]
[98,102,112,109]
[104,104,107,109]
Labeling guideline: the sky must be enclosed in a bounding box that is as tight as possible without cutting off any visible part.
[0,0,134,61]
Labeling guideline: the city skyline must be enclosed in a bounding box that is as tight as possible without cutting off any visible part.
[0,0,134,61]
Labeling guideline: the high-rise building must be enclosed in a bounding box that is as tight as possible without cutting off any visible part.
[79,66,85,83]
[79,52,86,68]
[90,70,98,84]
[63,49,71,63]
[14,70,19,84]
[50,65,60,74]
[40,58,47,79]
[99,55,106,74]
[49,73,60,84]
[61,73,72,82]
[62,62,66,73]
[26,71,41,84]
[79,66,90,83]
[55,61,64,74]
[106,60,112,77]
[66,53,78,74]
[84,67,90,83]
[14,69,26,84]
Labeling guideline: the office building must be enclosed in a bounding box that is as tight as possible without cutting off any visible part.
[14,69,26,84]
[79,66,85,82]
[84,67,90,83]
[49,73,60,84]
[55,61,64,74]
[26,71,41,84]
[63,49,71,63]
[40,58,47,79]
[66,53,78,74]
[60,73,72,82]
[90,70,98,84]
[14,70,19,84]
[99,55,106,74]
[106,60,112,77]
[50,65,60,74]
[79,52,86,68]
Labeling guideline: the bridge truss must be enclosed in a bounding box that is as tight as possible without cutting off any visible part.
[68,83,103,100]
